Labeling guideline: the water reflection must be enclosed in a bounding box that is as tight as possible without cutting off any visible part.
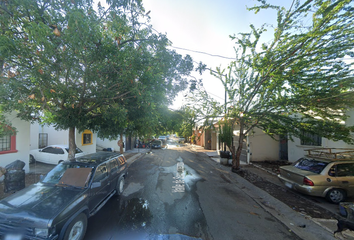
[161,157,201,191]
[120,198,153,230]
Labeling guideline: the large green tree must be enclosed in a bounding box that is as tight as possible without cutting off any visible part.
[196,0,354,171]
[0,0,193,158]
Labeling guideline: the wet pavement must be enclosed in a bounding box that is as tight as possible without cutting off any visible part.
[82,141,302,240]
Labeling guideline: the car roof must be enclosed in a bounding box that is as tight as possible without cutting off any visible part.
[72,151,123,165]
[46,145,68,148]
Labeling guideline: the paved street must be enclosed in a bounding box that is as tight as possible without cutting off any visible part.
[84,142,300,240]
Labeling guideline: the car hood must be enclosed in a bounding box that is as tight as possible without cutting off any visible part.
[0,182,86,227]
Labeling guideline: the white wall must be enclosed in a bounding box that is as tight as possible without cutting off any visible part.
[76,131,97,154]
[288,108,354,162]
[31,124,96,154]
[96,135,126,152]
[248,128,279,162]
[0,112,30,173]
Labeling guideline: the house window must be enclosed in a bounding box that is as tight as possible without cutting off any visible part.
[0,131,17,154]
[38,133,48,148]
[300,131,322,146]
[82,130,93,145]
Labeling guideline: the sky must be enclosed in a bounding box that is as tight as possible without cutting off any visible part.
[142,0,293,109]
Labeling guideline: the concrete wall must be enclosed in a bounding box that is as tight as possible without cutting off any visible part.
[247,128,280,162]
[96,136,126,153]
[0,112,30,173]
[30,124,96,154]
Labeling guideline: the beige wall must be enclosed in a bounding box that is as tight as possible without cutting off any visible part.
[248,128,279,162]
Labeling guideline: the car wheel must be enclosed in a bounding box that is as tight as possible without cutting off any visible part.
[29,155,36,164]
[58,160,64,164]
[326,189,346,204]
[115,177,125,196]
[64,213,87,240]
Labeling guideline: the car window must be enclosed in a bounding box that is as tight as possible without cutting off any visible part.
[336,164,354,177]
[52,147,65,154]
[65,147,83,154]
[42,147,56,154]
[294,158,328,174]
[93,164,108,182]
[110,158,119,174]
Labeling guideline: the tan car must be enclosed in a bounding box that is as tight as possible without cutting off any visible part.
[278,157,354,203]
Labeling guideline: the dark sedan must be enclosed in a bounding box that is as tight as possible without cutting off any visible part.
[151,140,162,149]
[0,152,127,240]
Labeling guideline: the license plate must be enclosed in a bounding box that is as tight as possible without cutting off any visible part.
[5,234,22,240]
[285,182,292,188]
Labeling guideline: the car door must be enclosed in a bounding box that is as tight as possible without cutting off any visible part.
[108,158,120,192]
[50,147,66,164]
[89,163,111,211]
[334,163,354,196]
[37,146,56,164]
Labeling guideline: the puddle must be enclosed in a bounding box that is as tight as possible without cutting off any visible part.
[161,157,201,191]
[119,198,152,230]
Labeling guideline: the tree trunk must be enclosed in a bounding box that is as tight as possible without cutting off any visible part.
[68,127,76,161]
[119,133,124,154]
[232,120,244,171]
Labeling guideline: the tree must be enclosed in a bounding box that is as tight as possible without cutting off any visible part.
[0,0,193,158]
[196,0,354,171]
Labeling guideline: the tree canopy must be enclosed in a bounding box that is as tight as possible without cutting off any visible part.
[0,0,193,157]
[194,0,354,170]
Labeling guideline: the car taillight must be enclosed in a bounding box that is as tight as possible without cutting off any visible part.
[303,177,314,186]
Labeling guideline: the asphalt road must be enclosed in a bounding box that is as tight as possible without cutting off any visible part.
[83,141,300,240]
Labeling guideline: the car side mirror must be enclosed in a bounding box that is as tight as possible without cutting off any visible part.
[91,182,101,189]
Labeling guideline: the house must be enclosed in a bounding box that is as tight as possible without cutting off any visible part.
[207,108,354,164]
[30,123,97,154]
[0,112,31,173]
[199,121,280,164]
[288,109,354,162]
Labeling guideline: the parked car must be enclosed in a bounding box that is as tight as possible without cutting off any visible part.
[0,151,127,240]
[278,157,354,203]
[151,140,162,149]
[29,145,86,165]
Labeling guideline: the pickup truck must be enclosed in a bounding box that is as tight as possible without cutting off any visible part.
[0,151,127,240]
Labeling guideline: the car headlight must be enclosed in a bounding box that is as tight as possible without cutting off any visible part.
[34,228,50,238]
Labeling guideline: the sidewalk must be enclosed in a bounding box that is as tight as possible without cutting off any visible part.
[193,145,344,240]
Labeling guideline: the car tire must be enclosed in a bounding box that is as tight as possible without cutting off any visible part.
[115,177,125,196]
[58,160,64,164]
[326,189,346,204]
[29,155,36,164]
[63,213,87,240]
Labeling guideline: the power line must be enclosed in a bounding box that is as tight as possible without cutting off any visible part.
[170,46,235,60]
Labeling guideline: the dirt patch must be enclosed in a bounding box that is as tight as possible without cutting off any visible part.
[237,162,337,220]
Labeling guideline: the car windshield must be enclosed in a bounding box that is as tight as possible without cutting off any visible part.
[65,147,83,154]
[293,158,329,174]
[42,162,93,187]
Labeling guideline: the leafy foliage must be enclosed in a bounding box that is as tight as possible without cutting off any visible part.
[0,0,193,156]
[195,0,354,169]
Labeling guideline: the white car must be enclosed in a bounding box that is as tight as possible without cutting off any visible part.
[29,145,86,165]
